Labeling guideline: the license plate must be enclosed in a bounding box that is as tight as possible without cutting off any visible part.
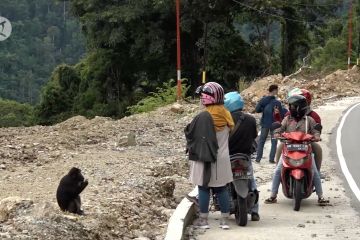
[233,171,252,179]
[287,144,307,152]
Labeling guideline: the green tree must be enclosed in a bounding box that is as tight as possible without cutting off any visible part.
[234,0,343,74]
[0,99,35,127]
[310,1,359,71]
[36,64,80,124]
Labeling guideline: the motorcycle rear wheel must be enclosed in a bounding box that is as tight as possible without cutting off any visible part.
[235,195,248,226]
[293,179,303,211]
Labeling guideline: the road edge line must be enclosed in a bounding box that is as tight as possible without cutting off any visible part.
[336,102,360,201]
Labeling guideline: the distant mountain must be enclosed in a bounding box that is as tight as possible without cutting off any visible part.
[0,0,85,104]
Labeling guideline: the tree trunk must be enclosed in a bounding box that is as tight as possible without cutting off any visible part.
[281,19,289,76]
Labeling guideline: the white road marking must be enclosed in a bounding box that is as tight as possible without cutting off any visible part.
[336,102,360,201]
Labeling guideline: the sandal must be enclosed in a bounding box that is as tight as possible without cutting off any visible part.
[318,197,330,206]
[264,196,277,204]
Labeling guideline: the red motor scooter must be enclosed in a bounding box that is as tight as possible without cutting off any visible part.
[279,131,315,211]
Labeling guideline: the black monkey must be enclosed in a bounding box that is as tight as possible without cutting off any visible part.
[56,167,88,215]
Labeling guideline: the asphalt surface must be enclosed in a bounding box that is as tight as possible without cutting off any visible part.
[338,103,360,198]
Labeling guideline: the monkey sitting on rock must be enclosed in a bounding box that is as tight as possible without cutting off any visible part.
[56,167,88,215]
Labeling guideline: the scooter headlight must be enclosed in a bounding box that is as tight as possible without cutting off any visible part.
[287,158,307,167]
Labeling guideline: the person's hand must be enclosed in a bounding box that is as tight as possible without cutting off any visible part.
[274,133,281,139]
[313,136,321,142]
[274,106,280,114]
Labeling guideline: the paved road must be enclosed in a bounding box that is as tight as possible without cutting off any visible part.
[194,97,360,240]
[337,102,360,201]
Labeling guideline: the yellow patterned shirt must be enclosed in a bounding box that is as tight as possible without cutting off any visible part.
[206,105,234,132]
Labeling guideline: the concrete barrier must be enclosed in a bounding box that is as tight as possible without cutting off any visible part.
[164,187,198,240]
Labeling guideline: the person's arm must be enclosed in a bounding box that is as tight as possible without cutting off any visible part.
[280,103,288,119]
[248,115,258,139]
[224,109,235,130]
[274,116,288,136]
[252,118,258,154]
[255,100,263,113]
[255,96,268,113]
[310,111,321,124]
[253,119,258,138]
[308,117,320,139]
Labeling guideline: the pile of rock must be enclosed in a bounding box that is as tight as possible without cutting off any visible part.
[241,67,360,111]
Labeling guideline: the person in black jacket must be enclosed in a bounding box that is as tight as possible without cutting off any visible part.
[185,111,218,186]
[225,91,260,221]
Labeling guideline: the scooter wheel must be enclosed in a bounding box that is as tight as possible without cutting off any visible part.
[293,179,303,211]
[235,195,248,226]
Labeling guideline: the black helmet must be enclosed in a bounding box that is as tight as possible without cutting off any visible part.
[287,95,307,106]
[287,95,308,119]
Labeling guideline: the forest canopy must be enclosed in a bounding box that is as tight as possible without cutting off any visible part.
[0,0,358,125]
[0,0,85,104]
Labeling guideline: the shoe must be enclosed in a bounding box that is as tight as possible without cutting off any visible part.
[251,212,260,221]
[318,197,330,206]
[193,217,210,229]
[219,218,230,230]
[186,195,199,206]
[269,160,275,164]
[255,159,261,164]
[264,196,277,204]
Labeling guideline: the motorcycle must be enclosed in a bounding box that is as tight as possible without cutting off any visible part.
[278,131,316,211]
[212,153,258,226]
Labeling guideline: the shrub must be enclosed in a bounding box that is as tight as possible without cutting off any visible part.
[127,79,189,114]
[238,77,250,93]
[0,99,35,127]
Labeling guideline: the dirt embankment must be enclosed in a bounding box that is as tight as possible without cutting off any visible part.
[0,105,199,240]
[241,66,360,111]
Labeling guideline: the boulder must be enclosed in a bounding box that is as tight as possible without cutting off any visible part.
[170,103,184,114]
[0,197,33,222]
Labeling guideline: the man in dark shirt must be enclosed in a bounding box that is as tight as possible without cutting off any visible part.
[225,91,260,221]
[255,84,286,163]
